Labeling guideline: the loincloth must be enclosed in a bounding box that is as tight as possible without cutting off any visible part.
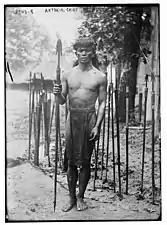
[65,105,96,166]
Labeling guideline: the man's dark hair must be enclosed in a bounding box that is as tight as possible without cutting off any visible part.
[73,37,95,51]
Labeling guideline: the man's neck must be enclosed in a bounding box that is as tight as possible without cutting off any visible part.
[78,62,93,72]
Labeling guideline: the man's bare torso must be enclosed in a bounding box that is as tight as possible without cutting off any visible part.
[64,66,105,108]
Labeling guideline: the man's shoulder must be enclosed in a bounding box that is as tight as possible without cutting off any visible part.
[62,68,75,79]
[92,67,107,83]
[92,66,106,77]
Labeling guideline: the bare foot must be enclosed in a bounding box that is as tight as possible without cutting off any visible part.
[77,197,88,211]
[62,198,76,212]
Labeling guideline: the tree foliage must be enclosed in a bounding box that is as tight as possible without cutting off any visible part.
[5,7,51,71]
[78,6,152,66]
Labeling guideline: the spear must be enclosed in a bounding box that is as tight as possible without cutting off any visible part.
[33,74,37,151]
[28,72,32,160]
[95,131,100,180]
[151,72,155,204]
[93,141,98,191]
[141,74,148,193]
[101,112,106,180]
[105,82,111,182]
[49,103,55,143]
[47,94,51,167]
[125,85,129,195]
[111,82,116,192]
[115,65,121,197]
[40,74,44,156]
[53,39,62,212]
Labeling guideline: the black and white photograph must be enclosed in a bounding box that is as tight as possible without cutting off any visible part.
[5,4,161,221]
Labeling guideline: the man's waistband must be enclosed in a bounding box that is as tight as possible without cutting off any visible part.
[69,105,95,113]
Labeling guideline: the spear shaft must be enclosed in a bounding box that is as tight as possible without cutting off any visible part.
[28,72,32,160]
[54,39,62,212]
[105,83,111,181]
[111,82,116,192]
[125,85,129,195]
[141,74,148,193]
[115,65,121,197]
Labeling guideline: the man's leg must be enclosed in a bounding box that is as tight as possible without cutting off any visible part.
[62,163,78,212]
[77,163,91,211]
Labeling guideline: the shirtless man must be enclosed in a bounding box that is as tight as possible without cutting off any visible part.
[53,38,107,212]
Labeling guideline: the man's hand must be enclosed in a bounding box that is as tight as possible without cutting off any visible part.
[89,126,99,141]
[53,82,62,96]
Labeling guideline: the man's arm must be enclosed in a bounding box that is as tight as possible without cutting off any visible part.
[53,72,68,105]
[95,75,107,128]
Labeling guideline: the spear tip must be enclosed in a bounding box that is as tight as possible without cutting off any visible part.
[56,39,62,55]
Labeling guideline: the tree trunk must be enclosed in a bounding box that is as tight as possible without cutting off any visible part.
[118,10,143,122]
[129,58,139,119]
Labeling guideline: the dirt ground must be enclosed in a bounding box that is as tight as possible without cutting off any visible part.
[6,90,161,221]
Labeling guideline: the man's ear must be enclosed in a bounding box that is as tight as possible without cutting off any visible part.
[74,50,78,57]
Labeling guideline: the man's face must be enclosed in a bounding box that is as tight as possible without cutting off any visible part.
[76,47,93,64]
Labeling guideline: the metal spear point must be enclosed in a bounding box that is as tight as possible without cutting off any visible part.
[54,38,62,212]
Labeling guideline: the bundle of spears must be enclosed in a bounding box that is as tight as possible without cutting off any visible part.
[28,71,63,169]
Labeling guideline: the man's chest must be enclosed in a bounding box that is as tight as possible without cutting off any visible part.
[67,73,98,91]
